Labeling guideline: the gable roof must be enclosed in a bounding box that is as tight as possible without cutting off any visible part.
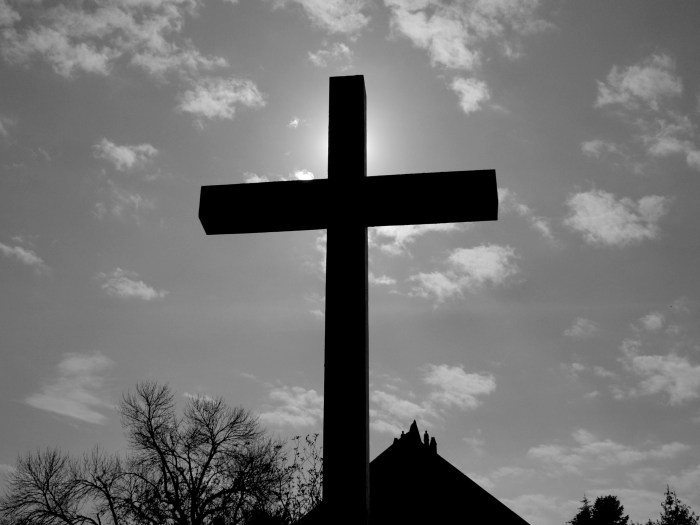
[297,421,530,524]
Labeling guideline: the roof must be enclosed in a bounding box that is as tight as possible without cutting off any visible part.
[297,421,530,524]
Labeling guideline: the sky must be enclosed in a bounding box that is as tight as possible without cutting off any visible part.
[1,1,700,523]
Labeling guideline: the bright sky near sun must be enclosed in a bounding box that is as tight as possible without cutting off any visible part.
[2,1,700,523]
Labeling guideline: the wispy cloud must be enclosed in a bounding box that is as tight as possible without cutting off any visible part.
[93,138,158,172]
[287,116,301,129]
[308,42,353,69]
[259,385,323,427]
[498,187,554,241]
[564,190,669,247]
[528,428,688,475]
[370,364,496,434]
[0,240,49,274]
[593,54,700,172]
[178,76,265,124]
[0,0,226,79]
[95,181,155,222]
[97,268,168,301]
[564,317,599,339]
[384,0,549,112]
[276,0,369,35]
[0,113,15,139]
[370,223,461,256]
[409,244,519,303]
[424,363,495,410]
[25,352,115,424]
[596,54,682,111]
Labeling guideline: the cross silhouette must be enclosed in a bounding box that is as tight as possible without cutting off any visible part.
[199,75,497,524]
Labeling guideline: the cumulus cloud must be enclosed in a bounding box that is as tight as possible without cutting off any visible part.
[93,138,158,172]
[564,317,599,339]
[592,54,700,172]
[450,77,490,114]
[639,311,664,331]
[287,117,301,129]
[308,42,353,69]
[424,364,495,410]
[617,338,700,405]
[97,268,167,301]
[564,190,668,247]
[410,244,518,303]
[0,0,226,79]
[596,54,682,111]
[498,187,554,241]
[293,169,314,180]
[178,76,265,123]
[370,223,461,255]
[528,428,688,475]
[0,241,49,273]
[259,385,323,427]
[25,352,114,424]
[277,0,369,35]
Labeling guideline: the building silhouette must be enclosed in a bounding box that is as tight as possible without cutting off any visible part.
[297,421,530,524]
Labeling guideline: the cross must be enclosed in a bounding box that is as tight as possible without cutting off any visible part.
[199,75,497,524]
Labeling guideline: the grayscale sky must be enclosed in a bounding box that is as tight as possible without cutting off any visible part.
[2,1,700,523]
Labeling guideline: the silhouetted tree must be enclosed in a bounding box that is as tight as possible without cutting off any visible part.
[569,495,593,525]
[652,486,699,525]
[0,381,320,525]
[567,494,629,525]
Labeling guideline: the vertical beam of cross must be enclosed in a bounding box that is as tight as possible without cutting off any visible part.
[198,75,498,525]
[323,76,369,523]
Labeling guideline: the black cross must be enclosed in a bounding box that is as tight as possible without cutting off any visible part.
[199,75,497,524]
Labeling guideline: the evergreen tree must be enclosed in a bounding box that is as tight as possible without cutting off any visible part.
[591,495,629,525]
[656,486,699,525]
[569,495,593,525]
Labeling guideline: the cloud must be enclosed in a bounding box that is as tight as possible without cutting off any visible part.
[424,364,495,410]
[259,385,323,427]
[370,390,432,434]
[502,493,577,525]
[451,77,490,114]
[95,180,155,222]
[410,244,519,303]
[581,138,621,159]
[308,42,353,69]
[596,54,682,111]
[528,428,689,475]
[244,172,270,183]
[287,117,301,129]
[276,0,369,35]
[293,169,314,180]
[93,138,158,172]
[369,272,396,286]
[0,0,226,79]
[25,352,114,424]
[97,268,167,300]
[564,190,669,247]
[178,76,265,123]
[498,187,554,241]
[639,312,664,332]
[564,317,599,339]
[0,113,15,138]
[385,0,548,70]
[370,223,461,255]
[592,54,700,172]
[0,241,49,273]
[617,338,700,405]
